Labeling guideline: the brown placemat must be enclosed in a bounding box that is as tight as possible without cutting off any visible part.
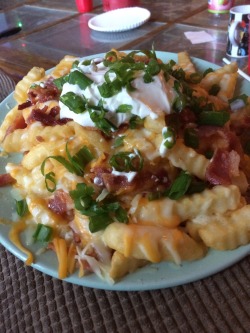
[0,244,249,333]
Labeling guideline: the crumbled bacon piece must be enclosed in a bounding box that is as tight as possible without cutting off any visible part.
[28,78,60,104]
[205,148,240,186]
[18,100,32,110]
[0,173,16,186]
[27,107,72,126]
[48,190,73,221]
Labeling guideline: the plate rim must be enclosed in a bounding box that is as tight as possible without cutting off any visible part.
[0,50,250,291]
[88,7,151,33]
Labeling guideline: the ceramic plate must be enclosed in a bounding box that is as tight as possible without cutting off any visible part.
[88,7,151,32]
[0,51,250,291]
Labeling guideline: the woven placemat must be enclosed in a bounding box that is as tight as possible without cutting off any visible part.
[0,244,249,333]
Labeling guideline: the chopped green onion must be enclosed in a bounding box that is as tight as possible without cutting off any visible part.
[203,68,214,77]
[33,224,53,243]
[189,72,202,84]
[166,171,192,200]
[88,107,117,136]
[69,183,95,212]
[198,111,229,126]
[162,126,176,149]
[129,115,144,129]
[70,183,128,233]
[41,144,93,192]
[109,149,143,172]
[81,59,92,66]
[172,95,187,113]
[68,70,93,90]
[15,199,28,217]
[113,135,125,148]
[66,143,93,176]
[116,104,132,113]
[98,78,123,98]
[53,74,69,90]
[71,60,80,69]
[184,127,199,149]
[209,84,220,96]
[60,92,86,114]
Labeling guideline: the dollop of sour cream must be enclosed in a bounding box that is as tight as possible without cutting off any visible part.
[59,57,176,128]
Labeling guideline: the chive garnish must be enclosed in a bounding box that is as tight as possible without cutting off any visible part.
[60,92,86,114]
[166,171,192,200]
[209,84,220,96]
[33,224,53,243]
[15,199,28,217]
[109,149,143,172]
[184,127,199,149]
[69,183,128,232]
[68,70,93,90]
[41,144,93,192]
[198,111,230,126]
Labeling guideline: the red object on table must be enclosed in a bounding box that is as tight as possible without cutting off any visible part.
[248,15,250,74]
[103,0,140,11]
[75,0,93,12]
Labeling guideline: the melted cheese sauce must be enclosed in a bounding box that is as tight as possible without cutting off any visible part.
[59,58,176,128]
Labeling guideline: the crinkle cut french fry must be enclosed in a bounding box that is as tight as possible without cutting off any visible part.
[166,139,210,180]
[2,122,75,153]
[14,67,45,104]
[0,105,19,142]
[102,223,206,264]
[50,55,78,78]
[177,51,196,78]
[134,185,241,226]
[200,62,238,101]
[109,251,148,280]
[197,205,250,250]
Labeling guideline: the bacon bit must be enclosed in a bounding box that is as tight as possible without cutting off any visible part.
[102,173,136,194]
[36,136,45,142]
[48,189,74,221]
[4,114,27,139]
[205,148,240,186]
[28,79,60,104]
[0,173,16,186]
[180,107,197,125]
[198,126,243,157]
[27,108,72,126]
[18,100,32,110]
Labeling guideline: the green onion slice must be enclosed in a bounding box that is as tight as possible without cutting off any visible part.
[68,70,93,90]
[69,183,128,232]
[41,144,93,192]
[184,127,199,149]
[15,199,29,217]
[33,223,53,243]
[60,92,86,114]
[113,135,125,148]
[198,111,230,126]
[162,127,176,149]
[209,84,220,96]
[166,171,192,200]
[109,149,143,172]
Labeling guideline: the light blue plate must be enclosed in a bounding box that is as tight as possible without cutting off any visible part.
[0,52,249,291]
